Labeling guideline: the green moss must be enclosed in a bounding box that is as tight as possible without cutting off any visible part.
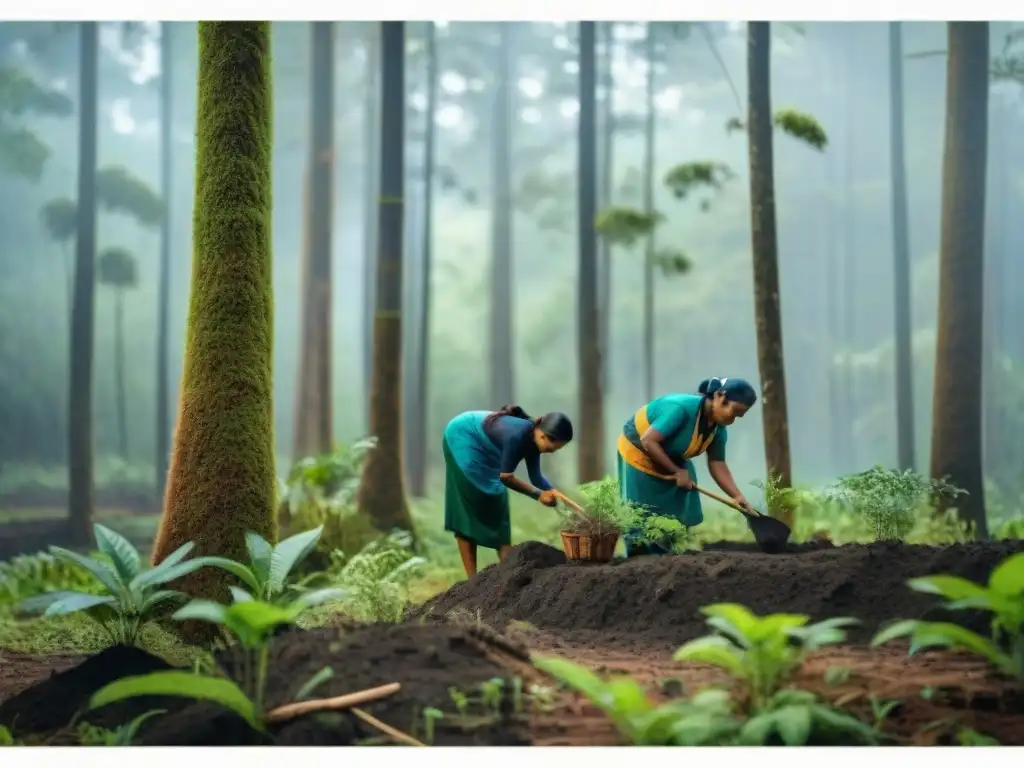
[151,22,276,614]
[0,611,200,667]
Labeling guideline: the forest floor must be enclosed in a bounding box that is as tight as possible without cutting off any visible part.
[1,539,1023,746]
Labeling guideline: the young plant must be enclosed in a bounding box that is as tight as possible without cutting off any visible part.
[871,552,1024,679]
[299,530,425,623]
[560,477,644,537]
[536,655,877,745]
[828,466,964,542]
[17,523,233,646]
[75,709,166,746]
[534,655,740,746]
[89,588,344,729]
[197,526,326,604]
[421,707,443,745]
[672,603,858,711]
[637,514,693,553]
[0,550,101,608]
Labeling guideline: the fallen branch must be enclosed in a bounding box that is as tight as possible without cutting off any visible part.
[351,707,426,747]
[264,682,401,723]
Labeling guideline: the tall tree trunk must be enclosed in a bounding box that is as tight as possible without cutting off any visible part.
[984,96,1006,493]
[152,22,276,612]
[598,21,615,382]
[408,21,437,499]
[356,21,416,538]
[114,290,128,459]
[156,21,173,499]
[746,21,793,520]
[292,21,335,460]
[576,21,604,483]
[362,24,380,431]
[888,21,915,472]
[489,23,514,407]
[68,21,98,545]
[930,22,989,538]
[641,22,656,403]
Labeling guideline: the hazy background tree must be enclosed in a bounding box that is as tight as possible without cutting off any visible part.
[97,245,138,460]
[930,21,990,536]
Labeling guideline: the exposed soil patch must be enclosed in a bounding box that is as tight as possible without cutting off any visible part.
[0,623,538,746]
[414,540,1024,651]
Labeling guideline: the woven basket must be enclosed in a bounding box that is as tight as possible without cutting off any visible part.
[560,531,619,563]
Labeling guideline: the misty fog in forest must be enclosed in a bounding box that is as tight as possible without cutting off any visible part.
[1,20,1022,529]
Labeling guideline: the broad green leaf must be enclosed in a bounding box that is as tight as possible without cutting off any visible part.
[738,711,776,745]
[268,527,323,593]
[534,656,608,703]
[244,532,274,591]
[153,542,196,571]
[774,705,812,745]
[89,671,260,729]
[908,622,1009,668]
[225,600,298,636]
[229,586,254,603]
[704,616,749,648]
[672,636,745,677]
[811,705,878,743]
[989,553,1024,596]
[871,619,920,647]
[18,590,85,614]
[136,557,223,590]
[42,592,117,616]
[49,547,124,596]
[173,599,229,625]
[93,524,142,582]
[602,677,653,719]
[141,589,185,612]
[185,557,261,593]
[293,587,347,610]
[750,613,810,642]
[908,575,989,602]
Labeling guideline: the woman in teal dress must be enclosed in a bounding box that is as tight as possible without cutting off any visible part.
[442,405,574,577]
[617,377,758,557]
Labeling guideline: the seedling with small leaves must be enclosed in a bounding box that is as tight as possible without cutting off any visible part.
[421,707,444,745]
[871,552,1024,679]
[672,603,858,711]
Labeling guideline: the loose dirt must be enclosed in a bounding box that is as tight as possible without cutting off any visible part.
[414,540,1024,651]
[0,623,537,746]
[2,539,1022,746]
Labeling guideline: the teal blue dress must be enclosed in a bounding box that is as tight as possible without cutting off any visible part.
[616,393,727,555]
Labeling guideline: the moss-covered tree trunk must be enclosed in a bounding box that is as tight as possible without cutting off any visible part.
[292,21,335,462]
[68,21,99,546]
[356,21,416,538]
[576,20,605,484]
[152,22,276,599]
[930,22,989,538]
[746,22,793,524]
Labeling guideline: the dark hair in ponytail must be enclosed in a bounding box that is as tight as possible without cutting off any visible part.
[483,404,532,428]
[484,405,575,443]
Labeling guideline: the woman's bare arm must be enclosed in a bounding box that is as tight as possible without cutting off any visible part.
[707,458,742,500]
[640,428,685,476]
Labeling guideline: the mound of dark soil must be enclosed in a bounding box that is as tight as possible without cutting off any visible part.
[0,644,177,736]
[0,624,535,746]
[414,540,1024,651]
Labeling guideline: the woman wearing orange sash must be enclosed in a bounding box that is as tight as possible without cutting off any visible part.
[617,377,758,557]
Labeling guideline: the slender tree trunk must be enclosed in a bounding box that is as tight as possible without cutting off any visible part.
[408,21,437,498]
[888,22,915,472]
[362,24,380,431]
[641,22,656,403]
[68,21,98,545]
[930,22,989,538]
[489,22,514,407]
[577,21,604,483]
[746,21,793,520]
[292,21,335,460]
[598,21,615,382]
[114,290,128,459]
[153,22,276,614]
[984,97,1006,493]
[156,21,173,499]
[356,21,416,538]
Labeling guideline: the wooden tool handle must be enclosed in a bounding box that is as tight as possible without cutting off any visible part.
[552,489,586,515]
[694,484,755,517]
